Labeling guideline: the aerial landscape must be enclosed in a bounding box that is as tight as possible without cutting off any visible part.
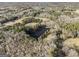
[0,2,79,57]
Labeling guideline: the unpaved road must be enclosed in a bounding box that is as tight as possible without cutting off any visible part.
[0,16,50,29]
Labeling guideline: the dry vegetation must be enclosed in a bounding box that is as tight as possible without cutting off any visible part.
[0,2,79,57]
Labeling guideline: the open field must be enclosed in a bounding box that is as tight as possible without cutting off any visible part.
[0,2,79,57]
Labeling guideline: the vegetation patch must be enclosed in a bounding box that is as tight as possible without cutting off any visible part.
[63,22,79,31]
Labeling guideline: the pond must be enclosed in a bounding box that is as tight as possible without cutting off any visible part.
[25,25,49,39]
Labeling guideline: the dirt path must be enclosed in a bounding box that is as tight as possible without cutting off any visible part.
[0,16,50,29]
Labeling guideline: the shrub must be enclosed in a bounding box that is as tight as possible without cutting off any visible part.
[63,22,79,31]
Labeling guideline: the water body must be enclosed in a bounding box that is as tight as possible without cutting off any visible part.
[25,25,49,39]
